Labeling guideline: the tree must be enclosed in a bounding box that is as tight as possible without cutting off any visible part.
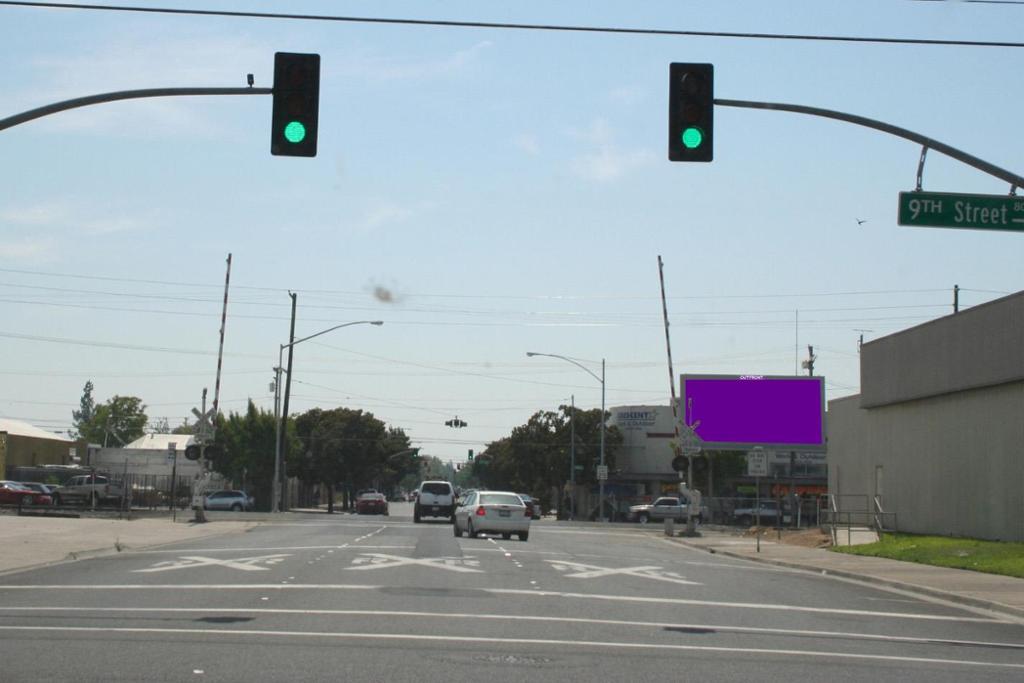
[149,417,171,434]
[70,380,95,439]
[293,408,396,512]
[214,401,292,512]
[75,394,149,446]
[471,405,622,513]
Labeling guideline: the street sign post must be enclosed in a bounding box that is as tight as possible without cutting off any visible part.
[898,191,1024,232]
[747,447,768,553]
[746,448,769,477]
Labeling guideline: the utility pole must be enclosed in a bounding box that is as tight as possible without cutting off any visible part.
[954,284,960,313]
[805,345,816,376]
[569,394,576,520]
[278,292,297,511]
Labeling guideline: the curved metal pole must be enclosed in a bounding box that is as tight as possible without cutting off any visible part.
[0,87,272,132]
[715,99,1024,189]
[527,351,607,521]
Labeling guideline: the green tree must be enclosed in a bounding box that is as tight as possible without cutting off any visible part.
[70,380,95,439]
[214,401,293,512]
[76,394,149,446]
[293,408,397,512]
[472,405,621,513]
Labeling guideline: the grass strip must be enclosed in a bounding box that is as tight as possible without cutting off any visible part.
[831,533,1024,579]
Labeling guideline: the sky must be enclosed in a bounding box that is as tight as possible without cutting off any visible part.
[0,0,1022,463]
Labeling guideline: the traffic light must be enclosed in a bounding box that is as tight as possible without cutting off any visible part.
[668,63,713,162]
[445,419,453,427]
[271,52,320,157]
[468,449,474,461]
[203,445,222,463]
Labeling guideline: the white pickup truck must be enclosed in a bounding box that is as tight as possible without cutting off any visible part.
[628,496,706,524]
[52,474,125,507]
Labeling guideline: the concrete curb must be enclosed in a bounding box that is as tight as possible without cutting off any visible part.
[668,536,1024,623]
[0,521,259,579]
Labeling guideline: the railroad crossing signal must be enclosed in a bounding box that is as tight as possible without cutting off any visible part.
[445,417,468,428]
[668,63,713,162]
[271,52,320,157]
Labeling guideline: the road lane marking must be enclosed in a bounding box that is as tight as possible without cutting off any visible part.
[132,554,292,573]
[548,559,700,586]
[2,606,1021,650]
[346,553,482,573]
[0,625,1020,670]
[134,545,414,554]
[0,584,1003,623]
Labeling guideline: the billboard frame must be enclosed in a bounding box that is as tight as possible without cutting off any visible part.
[680,373,826,452]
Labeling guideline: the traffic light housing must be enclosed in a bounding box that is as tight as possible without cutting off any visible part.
[468,449,474,461]
[668,63,713,162]
[271,52,320,157]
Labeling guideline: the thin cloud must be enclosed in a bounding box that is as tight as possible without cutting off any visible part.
[0,238,58,262]
[513,133,541,156]
[337,41,494,81]
[20,33,268,138]
[2,201,149,236]
[569,119,655,182]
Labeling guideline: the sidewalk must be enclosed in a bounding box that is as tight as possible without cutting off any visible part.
[0,513,256,576]
[668,528,1024,622]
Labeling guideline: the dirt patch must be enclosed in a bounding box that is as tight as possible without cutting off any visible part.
[740,527,832,548]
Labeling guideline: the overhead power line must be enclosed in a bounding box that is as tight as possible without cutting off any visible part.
[0,1,1021,48]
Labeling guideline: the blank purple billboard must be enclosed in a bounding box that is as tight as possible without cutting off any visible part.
[681,374,825,450]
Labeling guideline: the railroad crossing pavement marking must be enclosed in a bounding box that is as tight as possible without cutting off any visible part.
[133,554,292,573]
[346,553,482,573]
[546,559,700,585]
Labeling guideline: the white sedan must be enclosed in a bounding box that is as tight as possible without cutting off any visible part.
[453,490,530,542]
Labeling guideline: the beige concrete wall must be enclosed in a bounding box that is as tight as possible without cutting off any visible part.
[861,291,1024,409]
[829,384,1024,542]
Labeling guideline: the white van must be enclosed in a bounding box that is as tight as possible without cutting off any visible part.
[414,480,455,523]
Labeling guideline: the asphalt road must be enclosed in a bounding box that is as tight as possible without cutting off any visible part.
[0,502,1022,682]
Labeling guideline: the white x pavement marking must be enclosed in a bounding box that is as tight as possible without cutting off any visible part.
[134,554,292,573]
[347,553,482,573]
[547,560,700,585]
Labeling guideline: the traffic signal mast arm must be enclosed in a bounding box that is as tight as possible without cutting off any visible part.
[0,87,272,132]
[714,98,1024,189]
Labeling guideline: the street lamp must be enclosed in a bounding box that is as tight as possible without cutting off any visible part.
[272,320,383,512]
[527,352,606,522]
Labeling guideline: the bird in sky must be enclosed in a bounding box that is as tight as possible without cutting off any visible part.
[856,218,867,225]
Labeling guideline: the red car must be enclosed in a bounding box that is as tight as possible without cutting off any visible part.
[355,492,389,515]
[0,481,52,506]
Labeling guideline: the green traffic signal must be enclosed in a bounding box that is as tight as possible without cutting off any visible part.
[681,126,704,149]
[284,120,307,144]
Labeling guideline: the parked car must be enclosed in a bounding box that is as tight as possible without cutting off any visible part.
[517,494,542,520]
[51,474,124,507]
[414,481,456,522]
[18,482,57,504]
[453,490,531,541]
[732,499,792,527]
[355,492,389,515]
[203,490,254,511]
[628,496,707,524]
[0,481,51,506]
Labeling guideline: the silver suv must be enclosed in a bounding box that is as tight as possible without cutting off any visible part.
[414,481,455,523]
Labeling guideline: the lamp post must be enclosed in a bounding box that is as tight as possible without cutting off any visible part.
[272,320,383,513]
[527,352,606,522]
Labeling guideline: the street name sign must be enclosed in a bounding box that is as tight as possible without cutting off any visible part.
[898,191,1024,232]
